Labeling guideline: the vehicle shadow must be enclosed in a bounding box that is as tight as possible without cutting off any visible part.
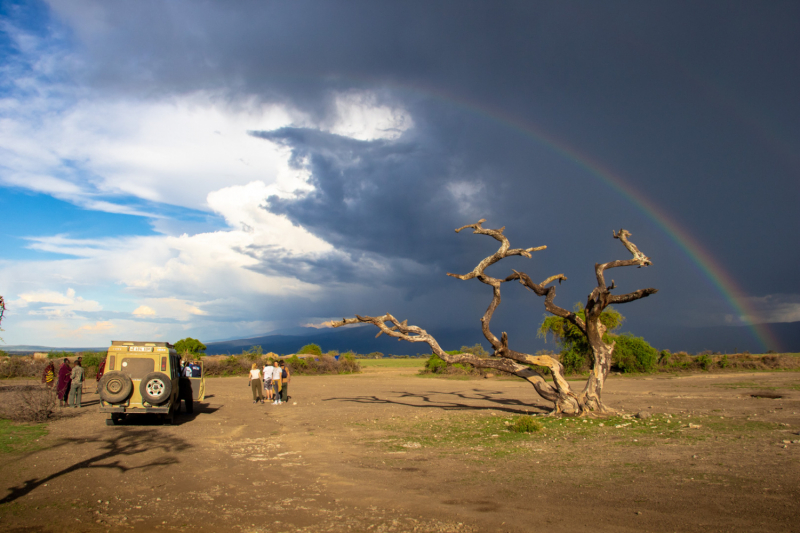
[175,402,221,425]
[324,388,551,415]
[110,402,222,426]
[0,429,191,505]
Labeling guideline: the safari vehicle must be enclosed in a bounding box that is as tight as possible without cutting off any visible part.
[98,341,193,425]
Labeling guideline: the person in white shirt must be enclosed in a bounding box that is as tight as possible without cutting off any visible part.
[248,363,264,404]
[262,363,273,402]
[271,361,283,404]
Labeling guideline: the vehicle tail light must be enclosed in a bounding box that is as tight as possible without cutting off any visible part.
[109,356,115,370]
[161,357,167,371]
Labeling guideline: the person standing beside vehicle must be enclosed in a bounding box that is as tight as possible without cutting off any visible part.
[248,363,264,404]
[95,358,106,393]
[279,361,290,404]
[68,360,85,408]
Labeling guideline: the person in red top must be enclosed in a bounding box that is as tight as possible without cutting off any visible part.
[95,359,106,393]
[56,359,72,407]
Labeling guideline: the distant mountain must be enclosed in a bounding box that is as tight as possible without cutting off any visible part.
[204,325,492,356]
[2,345,105,354]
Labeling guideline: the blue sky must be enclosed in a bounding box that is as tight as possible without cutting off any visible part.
[1,1,798,351]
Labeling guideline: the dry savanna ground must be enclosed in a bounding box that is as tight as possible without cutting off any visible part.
[1,361,799,533]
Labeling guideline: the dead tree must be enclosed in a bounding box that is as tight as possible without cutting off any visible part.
[333,220,657,415]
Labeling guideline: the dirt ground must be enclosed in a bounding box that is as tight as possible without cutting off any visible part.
[1,367,799,533]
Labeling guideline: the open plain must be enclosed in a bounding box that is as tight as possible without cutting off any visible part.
[1,363,799,533]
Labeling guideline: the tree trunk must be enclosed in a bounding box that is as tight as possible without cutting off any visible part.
[579,319,615,413]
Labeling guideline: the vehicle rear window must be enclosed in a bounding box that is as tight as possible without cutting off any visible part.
[120,358,155,380]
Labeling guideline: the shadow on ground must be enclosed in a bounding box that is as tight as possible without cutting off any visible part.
[324,388,550,415]
[0,428,191,505]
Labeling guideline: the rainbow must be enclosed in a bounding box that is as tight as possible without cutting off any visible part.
[391,83,780,352]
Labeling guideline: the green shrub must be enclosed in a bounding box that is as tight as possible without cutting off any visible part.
[424,354,448,374]
[297,344,322,356]
[696,354,713,371]
[612,334,657,373]
[459,344,489,357]
[241,345,263,361]
[510,415,543,433]
[560,349,588,374]
[285,354,360,375]
[719,354,729,368]
[286,355,307,369]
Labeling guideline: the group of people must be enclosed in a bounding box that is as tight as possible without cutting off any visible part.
[182,361,202,378]
[41,356,106,408]
[248,360,290,405]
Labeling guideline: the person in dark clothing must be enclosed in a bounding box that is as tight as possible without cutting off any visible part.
[95,359,106,393]
[56,359,71,407]
[279,361,290,404]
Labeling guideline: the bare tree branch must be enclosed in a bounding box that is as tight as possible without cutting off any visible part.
[334,223,657,417]
[445,220,547,353]
[332,313,563,403]
[506,271,585,335]
[608,288,658,305]
[447,219,545,282]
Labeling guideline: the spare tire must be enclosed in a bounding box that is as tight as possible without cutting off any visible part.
[140,372,172,405]
[98,371,133,404]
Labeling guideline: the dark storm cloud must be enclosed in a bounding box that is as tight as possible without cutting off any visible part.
[249,127,484,262]
[39,1,800,350]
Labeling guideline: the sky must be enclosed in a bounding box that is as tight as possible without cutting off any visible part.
[1,1,798,352]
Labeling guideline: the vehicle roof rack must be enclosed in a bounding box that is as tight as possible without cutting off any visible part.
[110,340,175,348]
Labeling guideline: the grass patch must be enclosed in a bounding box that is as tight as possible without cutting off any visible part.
[510,415,543,433]
[0,419,48,454]
[358,412,789,458]
[358,359,427,368]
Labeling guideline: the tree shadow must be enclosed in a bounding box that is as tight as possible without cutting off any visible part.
[0,428,191,505]
[323,388,551,415]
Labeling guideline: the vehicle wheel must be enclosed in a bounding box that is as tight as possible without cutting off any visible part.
[140,372,172,405]
[98,372,133,404]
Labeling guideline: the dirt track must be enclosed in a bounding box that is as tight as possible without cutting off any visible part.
[1,368,799,532]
